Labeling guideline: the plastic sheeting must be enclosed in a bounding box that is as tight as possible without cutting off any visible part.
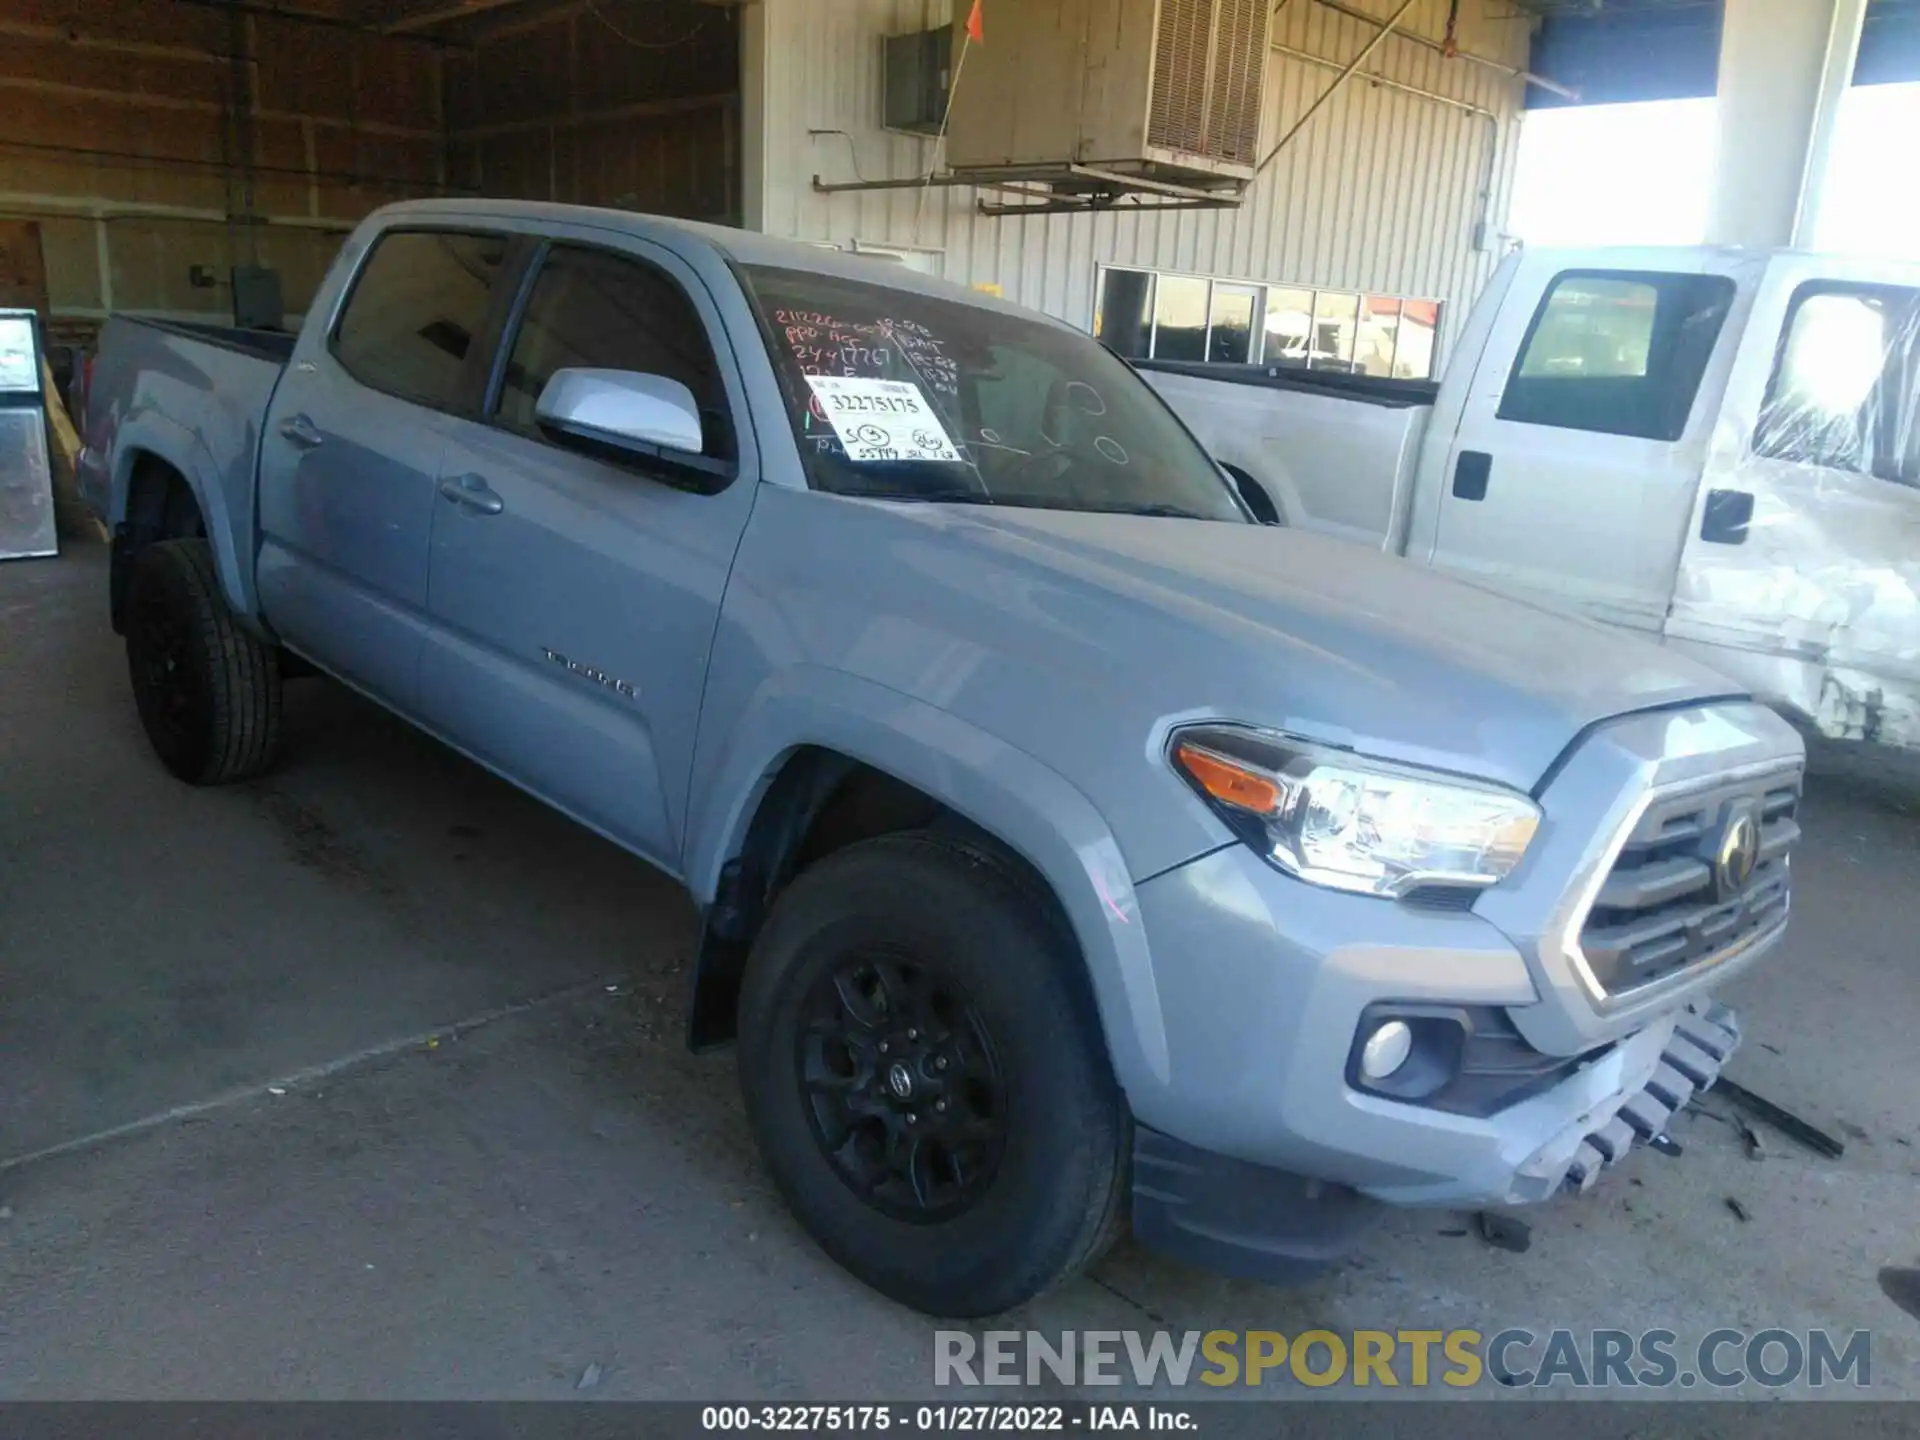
[1753,286,1919,485]
[1669,279,1920,749]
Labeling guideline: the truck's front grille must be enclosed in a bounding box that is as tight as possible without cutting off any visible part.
[1577,768,1801,997]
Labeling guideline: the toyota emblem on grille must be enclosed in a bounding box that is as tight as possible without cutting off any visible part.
[1713,800,1761,900]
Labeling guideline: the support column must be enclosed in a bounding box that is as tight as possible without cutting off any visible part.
[739,0,771,233]
[1706,0,1867,249]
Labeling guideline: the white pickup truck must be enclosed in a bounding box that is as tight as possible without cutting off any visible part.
[1143,246,1920,752]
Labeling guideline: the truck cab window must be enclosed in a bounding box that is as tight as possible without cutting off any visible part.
[1754,282,1920,485]
[331,230,508,411]
[494,245,732,460]
[1499,270,1735,441]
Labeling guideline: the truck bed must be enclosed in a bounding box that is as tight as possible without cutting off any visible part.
[1132,358,1440,411]
[131,319,298,367]
[77,314,292,621]
[1138,361,1434,554]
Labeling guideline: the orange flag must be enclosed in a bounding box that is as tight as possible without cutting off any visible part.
[965,0,984,43]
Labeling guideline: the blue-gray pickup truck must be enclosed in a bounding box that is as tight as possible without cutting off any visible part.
[78,199,1803,1317]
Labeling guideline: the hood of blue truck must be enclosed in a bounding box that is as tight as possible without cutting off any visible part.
[911,504,1740,794]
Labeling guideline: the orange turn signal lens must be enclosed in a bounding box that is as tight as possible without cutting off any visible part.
[1174,742,1282,815]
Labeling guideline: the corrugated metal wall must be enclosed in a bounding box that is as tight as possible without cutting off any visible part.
[750,0,1532,355]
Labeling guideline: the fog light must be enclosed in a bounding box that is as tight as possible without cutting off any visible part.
[1360,1020,1414,1080]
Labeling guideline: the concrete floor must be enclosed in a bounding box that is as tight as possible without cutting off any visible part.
[1,543,1916,1400]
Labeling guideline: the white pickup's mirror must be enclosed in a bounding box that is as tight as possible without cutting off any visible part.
[534,368,704,457]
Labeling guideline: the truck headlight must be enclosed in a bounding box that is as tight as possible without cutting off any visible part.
[1170,725,1540,900]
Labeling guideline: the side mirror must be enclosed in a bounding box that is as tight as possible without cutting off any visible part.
[534,368,704,457]
[1225,465,1282,525]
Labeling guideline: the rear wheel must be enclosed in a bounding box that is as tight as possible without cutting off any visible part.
[737,832,1127,1317]
[125,538,282,785]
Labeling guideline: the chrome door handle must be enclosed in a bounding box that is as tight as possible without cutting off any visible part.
[438,474,504,516]
[279,414,324,449]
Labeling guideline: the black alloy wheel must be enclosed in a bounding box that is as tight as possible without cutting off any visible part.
[797,949,1006,1222]
[737,831,1129,1317]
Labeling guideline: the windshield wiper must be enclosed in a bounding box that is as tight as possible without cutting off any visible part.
[1092,503,1213,520]
[845,486,999,505]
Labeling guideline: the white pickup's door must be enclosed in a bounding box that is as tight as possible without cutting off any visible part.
[1667,254,1920,744]
[1425,251,1754,633]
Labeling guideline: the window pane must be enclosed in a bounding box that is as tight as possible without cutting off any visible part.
[1093,269,1153,359]
[1499,270,1735,439]
[1396,300,1441,379]
[1355,295,1401,377]
[1755,284,1920,480]
[1309,292,1358,371]
[333,230,508,409]
[1151,275,1210,362]
[1263,287,1314,369]
[496,245,729,457]
[1208,284,1257,364]
[1517,276,1656,378]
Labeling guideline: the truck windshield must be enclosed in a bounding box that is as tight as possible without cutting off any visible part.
[741,265,1247,521]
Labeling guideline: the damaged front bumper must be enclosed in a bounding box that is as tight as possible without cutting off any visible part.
[1128,998,1744,1285]
[1519,999,1740,1198]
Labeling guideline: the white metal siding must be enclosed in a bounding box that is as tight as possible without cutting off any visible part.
[746,0,1532,356]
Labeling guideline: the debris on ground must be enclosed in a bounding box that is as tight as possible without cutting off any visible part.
[1647,1132,1683,1157]
[267,1086,287,1097]
[1437,1227,1469,1238]
[577,1362,602,1391]
[1725,1197,1751,1223]
[1713,1078,1846,1159]
[1475,1211,1532,1254]
[1736,1115,1766,1161]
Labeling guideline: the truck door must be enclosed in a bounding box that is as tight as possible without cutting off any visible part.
[1425,256,1746,633]
[1667,257,1920,746]
[416,237,758,869]
[257,228,514,706]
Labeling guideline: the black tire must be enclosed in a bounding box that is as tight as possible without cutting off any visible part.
[124,538,282,785]
[737,831,1128,1317]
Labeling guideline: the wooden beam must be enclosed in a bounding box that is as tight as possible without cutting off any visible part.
[448,89,734,141]
[384,0,538,33]
[0,75,444,142]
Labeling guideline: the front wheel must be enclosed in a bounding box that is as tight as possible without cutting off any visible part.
[737,832,1128,1317]
[125,538,282,785]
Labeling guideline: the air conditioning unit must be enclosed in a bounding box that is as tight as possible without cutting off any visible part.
[945,0,1270,188]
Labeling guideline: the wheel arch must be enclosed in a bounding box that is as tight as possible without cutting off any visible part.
[108,425,250,634]
[681,674,1172,1104]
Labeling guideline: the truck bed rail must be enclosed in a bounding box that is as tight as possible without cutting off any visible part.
[1130,357,1438,411]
